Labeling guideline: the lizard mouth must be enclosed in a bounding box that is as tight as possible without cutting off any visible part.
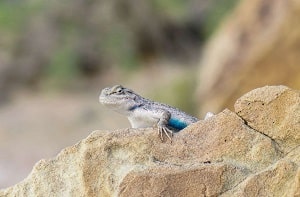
[99,96,124,106]
[99,96,113,104]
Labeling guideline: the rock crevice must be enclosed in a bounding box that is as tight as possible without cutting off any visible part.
[239,116,284,156]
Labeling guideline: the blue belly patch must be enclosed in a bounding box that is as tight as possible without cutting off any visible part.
[168,118,187,130]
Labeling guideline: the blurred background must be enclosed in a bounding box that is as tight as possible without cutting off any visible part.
[0,0,299,188]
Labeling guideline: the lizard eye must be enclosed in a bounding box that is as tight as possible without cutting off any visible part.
[116,87,123,94]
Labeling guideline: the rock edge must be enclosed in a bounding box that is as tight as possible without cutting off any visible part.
[1,85,299,196]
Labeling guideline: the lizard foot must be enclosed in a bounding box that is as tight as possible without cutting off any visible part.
[158,126,173,142]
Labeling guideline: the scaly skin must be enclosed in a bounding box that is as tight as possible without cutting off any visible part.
[99,85,206,141]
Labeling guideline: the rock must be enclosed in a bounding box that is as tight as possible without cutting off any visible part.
[1,86,299,196]
[197,0,300,115]
[235,85,300,153]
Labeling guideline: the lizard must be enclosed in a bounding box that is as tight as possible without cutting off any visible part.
[99,85,214,141]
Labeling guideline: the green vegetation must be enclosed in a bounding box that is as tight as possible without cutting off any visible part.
[152,0,188,20]
[45,44,79,86]
[204,0,240,38]
[0,0,239,88]
[151,72,198,115]
[103,26,139,70]
[0,2,28,31]
[0,1,44,31]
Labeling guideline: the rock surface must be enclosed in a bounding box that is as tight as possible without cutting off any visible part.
[0,86,299,196]
[197,0,300,115]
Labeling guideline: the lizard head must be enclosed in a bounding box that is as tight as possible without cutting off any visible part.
[99,85,141,115]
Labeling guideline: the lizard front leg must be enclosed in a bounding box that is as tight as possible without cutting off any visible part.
[156,111,173,141]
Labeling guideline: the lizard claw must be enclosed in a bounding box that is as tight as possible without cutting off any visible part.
[158,126,173,142]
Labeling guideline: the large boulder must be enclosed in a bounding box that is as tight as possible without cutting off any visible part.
[197,0,300,115]
[1,86,299,196]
